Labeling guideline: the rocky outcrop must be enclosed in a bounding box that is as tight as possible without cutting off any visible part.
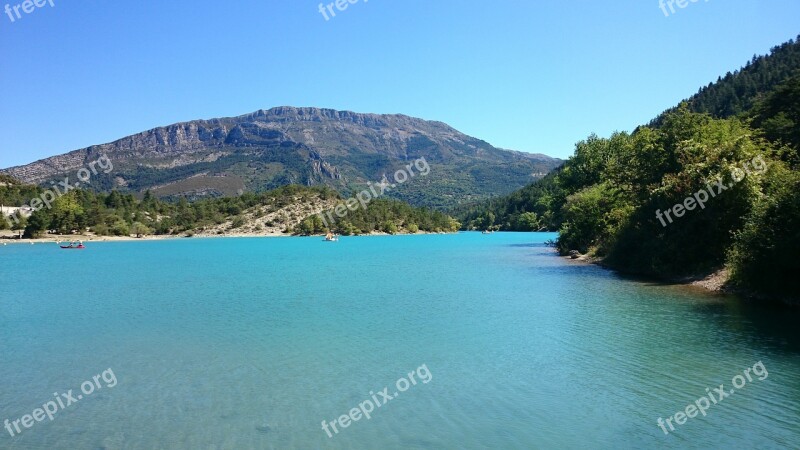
[1,107,563,207]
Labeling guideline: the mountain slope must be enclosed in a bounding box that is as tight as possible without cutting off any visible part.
[1,182,459,238]
[467,36,800,233]
[650,35,800,124]
[1,107,561,209]
[460,36,800,303]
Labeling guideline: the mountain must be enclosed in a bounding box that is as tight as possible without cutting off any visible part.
[0,107,561,210]
[650,35,800,124]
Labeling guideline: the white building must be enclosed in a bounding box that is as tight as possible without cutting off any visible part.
[1,206,33,225]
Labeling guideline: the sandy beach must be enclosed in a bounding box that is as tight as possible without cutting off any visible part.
[0,229,448,245]
[0,230,284,244]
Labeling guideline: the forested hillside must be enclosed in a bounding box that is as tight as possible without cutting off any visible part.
[463,38,800,303]
[652,35,800,122]
[1,184,460,238]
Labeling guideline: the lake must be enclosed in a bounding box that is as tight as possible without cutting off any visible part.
[0,233,798,449]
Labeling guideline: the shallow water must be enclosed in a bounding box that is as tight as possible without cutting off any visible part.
[0,233,798,449]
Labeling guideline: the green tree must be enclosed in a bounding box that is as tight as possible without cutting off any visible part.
[751,74,800,167]
[728,163,800,299]
[382,221,398,234]
[516,212,541,231]
[295,215,325,235]
[110,218,130,236]
[10,212,27,237]
[230,216,246,229]
[558,184,619,254]
[51,193,85,233]
[131,222,153,238]
[23,209,50,238]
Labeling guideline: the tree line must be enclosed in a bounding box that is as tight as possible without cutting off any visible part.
[462,47,800,302]
[0,182,461,238]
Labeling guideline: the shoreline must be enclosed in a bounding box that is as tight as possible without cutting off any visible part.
[0,230,454,244]
[561,252,799,308]
[560,252,730,294]
[4,230,794,307]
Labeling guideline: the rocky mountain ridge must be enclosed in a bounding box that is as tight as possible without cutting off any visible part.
[2,107,562,209]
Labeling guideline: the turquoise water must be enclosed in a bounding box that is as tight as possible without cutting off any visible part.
[0,233,798,449]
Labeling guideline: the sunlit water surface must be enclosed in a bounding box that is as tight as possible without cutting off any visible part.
[1,233,798,449]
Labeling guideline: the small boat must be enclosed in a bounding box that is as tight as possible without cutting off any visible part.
[324,232,339,242]
[60,241,85,249]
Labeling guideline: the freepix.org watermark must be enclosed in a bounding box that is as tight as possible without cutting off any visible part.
[318,157,430,229]
[317,0,368,21]
[5,154,113,226]
[655,155,767,228]
[321,364,432,438]
[4,368,117,438]
[658,0,708,18]
[4,0,54,24]
[657,361,768,436]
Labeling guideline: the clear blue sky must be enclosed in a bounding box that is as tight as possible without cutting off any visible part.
[1,0,798,168]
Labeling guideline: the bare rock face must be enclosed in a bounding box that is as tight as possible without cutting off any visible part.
[1,107,562,208]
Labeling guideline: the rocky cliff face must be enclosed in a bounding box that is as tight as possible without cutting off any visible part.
[1,107,562,208]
